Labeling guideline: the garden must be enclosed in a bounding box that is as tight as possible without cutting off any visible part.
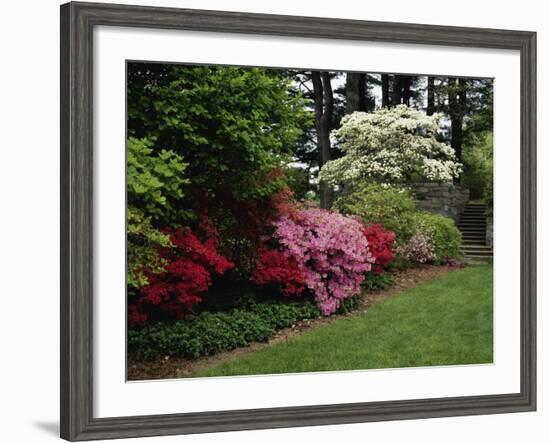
[126,63,494,380]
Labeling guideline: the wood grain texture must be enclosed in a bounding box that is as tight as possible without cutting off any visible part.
[60,2,537,441]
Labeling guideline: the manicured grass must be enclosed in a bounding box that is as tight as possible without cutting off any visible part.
[196,264,493,377]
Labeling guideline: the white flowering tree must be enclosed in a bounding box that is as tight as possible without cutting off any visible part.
[319,105,462,186]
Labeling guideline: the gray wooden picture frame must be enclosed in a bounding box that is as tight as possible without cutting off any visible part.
[60,1,537,441]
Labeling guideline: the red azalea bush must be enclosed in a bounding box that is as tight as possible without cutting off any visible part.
[250,248,306,296]
[362,224,396,273]
[128,227,233,327]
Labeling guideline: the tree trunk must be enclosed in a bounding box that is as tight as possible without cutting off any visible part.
[402,77,412,106]
[448,77,465,163]
[391,75,402,106]
[381,74,390,107]
[312,71,334,209]
[427,76,435,115]
[345,72,366,113]
[459,78,467,110]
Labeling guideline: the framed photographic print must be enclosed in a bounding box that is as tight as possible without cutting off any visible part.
[60,1,537,441]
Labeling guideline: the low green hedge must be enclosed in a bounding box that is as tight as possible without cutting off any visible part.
[412,211,462,261]
[128,301,321,360]
[334,182,463,264]
[128,270,404,361]
[334,183,417,245]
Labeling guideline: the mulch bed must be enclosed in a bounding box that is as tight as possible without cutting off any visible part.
[127,264,457,381]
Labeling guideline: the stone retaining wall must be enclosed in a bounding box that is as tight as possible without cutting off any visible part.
[408,183,470,222]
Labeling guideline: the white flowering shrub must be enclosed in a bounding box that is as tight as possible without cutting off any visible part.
[320,105,462,185]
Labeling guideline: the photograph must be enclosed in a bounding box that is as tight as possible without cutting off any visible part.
[126,62,495,381]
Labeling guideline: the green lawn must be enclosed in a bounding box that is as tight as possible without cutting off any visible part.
[196,264,493,377]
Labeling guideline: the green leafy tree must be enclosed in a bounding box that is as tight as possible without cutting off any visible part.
[461,131,493,200]
[127,207,172,290]
[127,137,190,223]
[127,63,312,272]
[434,77,493,165]
[284,166,311,201]
[128,63,311,204]
[126,137,190,289]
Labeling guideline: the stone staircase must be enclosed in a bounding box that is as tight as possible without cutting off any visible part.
[458,203,493,260]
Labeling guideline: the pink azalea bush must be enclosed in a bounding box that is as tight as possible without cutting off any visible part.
[272,208,373,315]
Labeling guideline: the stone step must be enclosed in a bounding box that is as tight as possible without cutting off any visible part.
[461,249,493,256]
[462,240,487,245]
[461,244,492,250]
[459,219,485,223]
[459,205,490,258]
[459,215,486,220]
[462,251,494,257]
